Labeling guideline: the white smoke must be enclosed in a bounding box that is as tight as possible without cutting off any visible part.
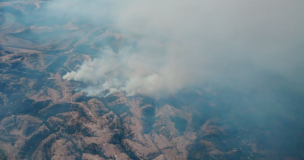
[58,0,304,96]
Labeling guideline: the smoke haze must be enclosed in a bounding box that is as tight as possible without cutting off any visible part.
[54,0,304,97]
[1,1,304,159]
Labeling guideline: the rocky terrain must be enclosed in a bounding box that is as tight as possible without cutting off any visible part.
[0,1,304,160]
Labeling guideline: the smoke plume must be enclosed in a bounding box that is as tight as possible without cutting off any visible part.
[56,0,304,97]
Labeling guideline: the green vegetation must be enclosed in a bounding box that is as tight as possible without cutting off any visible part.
[170,116,187,133]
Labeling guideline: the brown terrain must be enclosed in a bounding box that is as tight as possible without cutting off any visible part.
[0,1,304,160]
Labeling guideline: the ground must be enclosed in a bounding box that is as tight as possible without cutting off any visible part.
[0,1,304,160]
